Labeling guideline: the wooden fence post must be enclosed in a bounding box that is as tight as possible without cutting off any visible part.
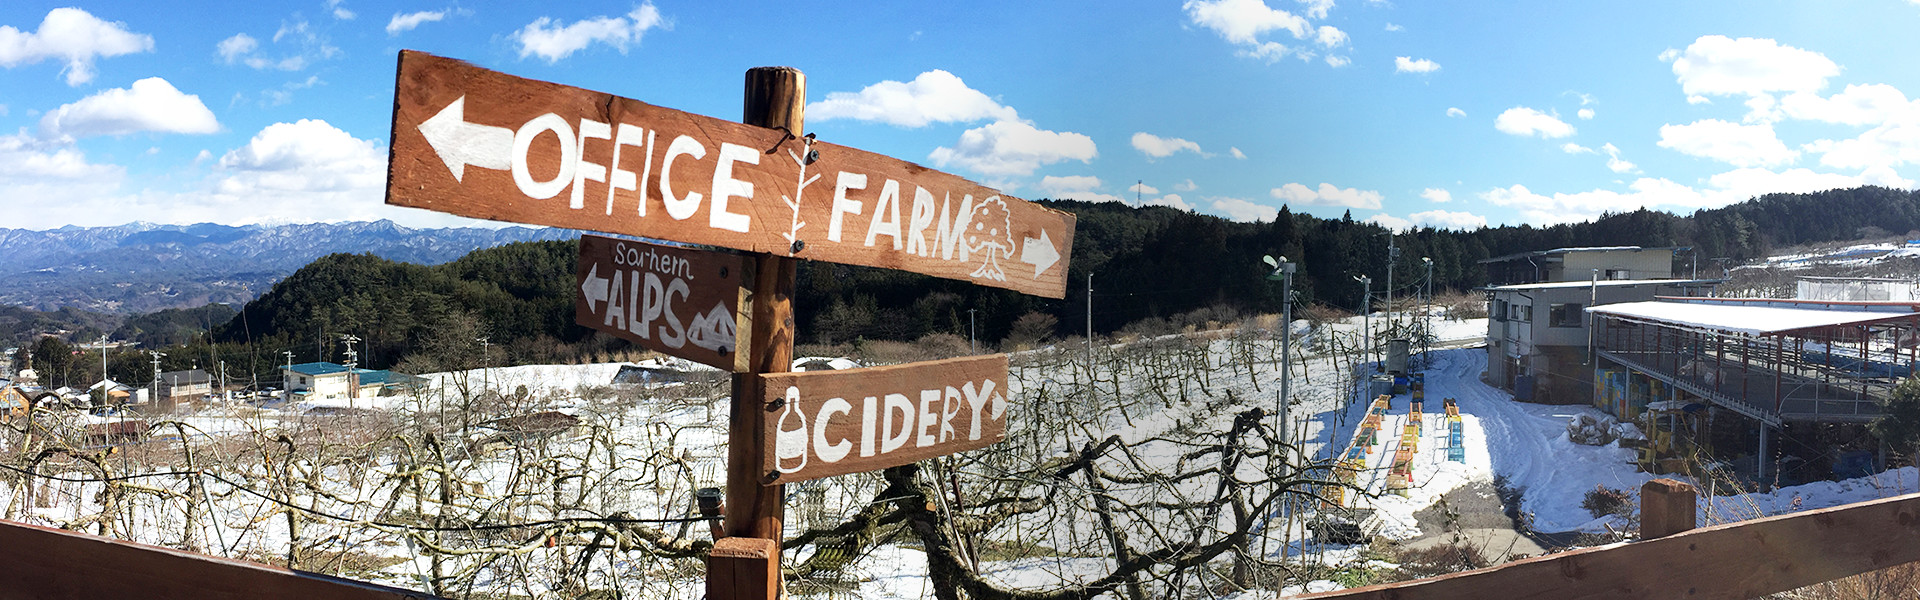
[1640,478,1696,539]
[709,65,804,600]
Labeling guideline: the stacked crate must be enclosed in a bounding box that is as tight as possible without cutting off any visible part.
[1444,397,1465,462]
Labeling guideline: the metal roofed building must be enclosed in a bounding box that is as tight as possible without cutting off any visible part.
[1590,296,1920,482]
[1479,246,1682,286]
[1485,278,1720,405]
[281,362,426,401]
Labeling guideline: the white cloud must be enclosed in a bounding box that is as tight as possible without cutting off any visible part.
[1384,23,1403,32]
[1494,107,1576,138]
[0,132,121,181]
[1419,188,1452,203]
[217,33,258,63]
[1478,165,1888,225]
[325,0,355,20]
[1603,143,1637,174]
[1132,132,1206,158]
[1210,196,1278,222]
[39,77,219,139]
[809,70,1018,127]
[1126,181,1160,195]
[1409,209,1489,230]
[1687,95,1712,105]
[1175,179,1199,192]
[1297,0,1336,19]
[1446,107,1466,118]
[1184,0,1346,66]
[1395,56,1439,74]
[1146,194,1194,211]
[1366,213,1411,230]
[1562,143,1594,154]
[1779,84,1920,126]
[514,3,668,63]
[1229,147,1247,159]
[1314,25,1347,49]
[1184,0,1308,45]
[1663,35,1838,97]
[1805,123,1920,170]
[1325,55,1350,68]
[1656,119,1797,167]
[387,10,448,36]
[0,8,153,86]
[202,119,415,224]
[1577,108,1595,120]
[1371,209,1491,231]
[928,120,1097,177]
[1269,182,1383,209]
[1040,175,1103,194]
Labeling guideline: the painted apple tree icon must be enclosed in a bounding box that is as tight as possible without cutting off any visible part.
[967,196,1013,282]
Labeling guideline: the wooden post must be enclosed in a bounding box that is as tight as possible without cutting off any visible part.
[1639,478,1696,540]
[710,65,804,600]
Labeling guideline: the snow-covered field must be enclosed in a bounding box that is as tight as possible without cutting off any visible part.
[4,310,1917,598]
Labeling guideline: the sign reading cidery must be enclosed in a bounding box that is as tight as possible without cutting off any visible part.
[386,50,1075,299]
[574,234,750,371]
[759,354,1009,484]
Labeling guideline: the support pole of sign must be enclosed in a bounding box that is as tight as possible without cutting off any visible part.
[710,66,804,600]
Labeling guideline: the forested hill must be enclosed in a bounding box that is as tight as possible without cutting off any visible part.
[174,185,1920,375]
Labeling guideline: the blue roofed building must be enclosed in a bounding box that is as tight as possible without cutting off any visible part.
[281,362,428,402]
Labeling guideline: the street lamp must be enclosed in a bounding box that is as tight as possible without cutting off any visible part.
[1421,257,1434,368]
[1263,255,1296,441]
[1355,274,1373,370]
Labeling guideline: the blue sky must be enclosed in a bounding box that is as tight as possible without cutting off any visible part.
[4,1,1920,231]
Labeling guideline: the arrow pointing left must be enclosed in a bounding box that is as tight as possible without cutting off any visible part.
[418,95,513,182]
[581,263,609,314]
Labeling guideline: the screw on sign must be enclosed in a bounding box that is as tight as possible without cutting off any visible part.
[387,50,1075,300]
[760,354,1009,484]
[573,234,751,371]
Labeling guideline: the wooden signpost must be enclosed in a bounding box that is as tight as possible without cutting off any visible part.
[386,51,1074,600]
[387,50,1075,299]
[760,354,1008,483]
[573,234,750,371]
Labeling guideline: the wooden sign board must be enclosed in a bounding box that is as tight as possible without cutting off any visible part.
[387,50,1075,299]
[574,234,750,371]
[759,354,1009,484]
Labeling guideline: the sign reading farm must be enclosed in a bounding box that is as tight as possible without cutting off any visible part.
[574,234,749,371]
[387,50,1075,299]
[758,354,1009,484]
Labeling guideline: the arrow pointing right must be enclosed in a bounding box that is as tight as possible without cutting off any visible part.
[418,95,513,182]
[1019,229,1061,278]
[581,263,609,314]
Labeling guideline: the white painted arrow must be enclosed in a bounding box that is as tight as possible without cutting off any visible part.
[581,263,609,313]
[1019,229,1061,278]
[418,95,513,182]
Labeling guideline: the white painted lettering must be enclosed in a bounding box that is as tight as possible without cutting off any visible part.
[860,395,878,458]
[708,143,756,233]
[939,386,961,444]
[637,271,664,340]
[511,113,576,200]
[917,388,941,448]
[602,269,626,330]
[865,179,903,249]
[660,276,690,348]
[638,129,657,215]
[963,379,998,441]
[881,393,914,454]
[606,123,645,216]
[935,193,976,261]
[829,172,868,243]
[570,118,611,210]
[906,186,936,256]
[815,397,853,463]
[660,135,706,221]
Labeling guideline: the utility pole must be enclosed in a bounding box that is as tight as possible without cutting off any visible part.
[97,333,108,396]
[1356,275,1373,370]
[476,337,490,391]
[968,308,978,354]
[341,334,360,407]
[1264,256,1296,441]
[1422,257,1433,367]
[1086,273,1095,391]
[148,350,165,411]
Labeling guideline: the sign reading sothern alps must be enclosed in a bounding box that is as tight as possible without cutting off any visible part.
[388,50,1075,299]
[759,354,1008,484]
[574,234,749,371]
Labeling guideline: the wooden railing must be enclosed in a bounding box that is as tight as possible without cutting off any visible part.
[0,518,436,600]
[1300,479,1920,600]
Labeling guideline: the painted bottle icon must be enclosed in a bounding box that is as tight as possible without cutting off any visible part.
[775,386,808,474]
